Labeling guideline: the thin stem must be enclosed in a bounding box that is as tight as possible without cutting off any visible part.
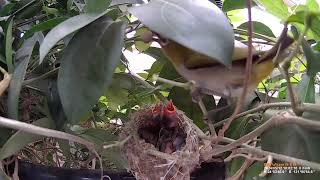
[22,68,59,86]
[198,99,216,137]
[221,137,320,171]
[212,111,320,156]
[234,29,276,43]
[153,75,190,89]
[279,26,309,115]
[0,116,95,152]
[213,102,291,127]
[218,1,254,136]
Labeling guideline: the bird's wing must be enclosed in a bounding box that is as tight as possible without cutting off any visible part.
[185,40,261,69]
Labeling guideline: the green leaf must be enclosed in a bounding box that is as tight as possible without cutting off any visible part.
[42,6,58,15]
[23,17,68,39]
[77,128,118,149]
[296,74,315,103]
[238,21,275,37]
[105,73,136,110]
[168,87,215,129]
[144,47,170,64]
[222,0,257,12]
[129,0,234,68]
[0,53,6,64]
[158,62,183,84]
[306,0,320,11]
[0,118,55,160]
[84,0,111,13]
[110,0,144,7]
[0,128,12,147]
[301,38,320,76]
[288,11,320,40]
[313,41,320,51]
[8,33,42,120]
[261,112,320,180]
[40,10,112,63]
[227,158,264,179]
[58,16,125,124]
[134,28,151,52]
[5,17,13,73]
[254,0,290,20]
[147,60,164,79]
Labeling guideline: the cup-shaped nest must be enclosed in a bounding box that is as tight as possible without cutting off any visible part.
[120,101,200,180]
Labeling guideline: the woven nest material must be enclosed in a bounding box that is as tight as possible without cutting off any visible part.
[120,103,200,180]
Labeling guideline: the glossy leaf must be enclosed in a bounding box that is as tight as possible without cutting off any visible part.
[288,11,320,40]
[0,128,12,147]
[84,0,111,13]
[8,33,42,120]
[0,118,55,160]
[222,0,257,12]
[5,17,13,73]
[58,16,125,124]
[134,28,151,52]
[129,0,234,67]
[144,47,170,64]
[296,75,315,103]
[77,128,118,149]
[23,17,68,39]
[314,41,320,51]
[261,113,320,180]
[147,60,164,79]
[254,0,290,20]
[168,87,215,129]
[105,73,136,110]
[110,0,144,6]
[75,127,127,168]
[306,0,320,11]
[238,21,275,37]
[39,11,112,63]
[301,38,320,76]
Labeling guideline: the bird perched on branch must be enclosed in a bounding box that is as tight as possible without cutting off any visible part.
[141,26,294,100]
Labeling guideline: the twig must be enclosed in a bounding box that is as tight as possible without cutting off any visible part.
[234,147,320,170]
[219,2,254,136]
[212,111,320,156]
[279,15,310,115]
[234,29,276,43]
[259,155,273,177]
[213,102,291,127]
[22,68,59,85]
[227,159,253,180]
[102,135,132,149]
[221,137,320,171]
[153,75,190,89]
[122,54,167,102]
[146,149,177,161]
[0,115,106,172]
[198,99,216,137]
[224,153,267,162]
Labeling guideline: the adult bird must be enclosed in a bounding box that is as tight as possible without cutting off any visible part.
[142,26,294,101]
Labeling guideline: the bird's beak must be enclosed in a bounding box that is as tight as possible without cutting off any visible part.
[140,30,169,46]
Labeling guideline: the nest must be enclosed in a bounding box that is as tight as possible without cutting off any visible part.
[120,102,200,180]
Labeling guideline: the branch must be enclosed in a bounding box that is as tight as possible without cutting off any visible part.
[0,116,95,153]
[218,3,254,136]
[221,137,320,171]
[212,111,320,155]
[213,102,291,127]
